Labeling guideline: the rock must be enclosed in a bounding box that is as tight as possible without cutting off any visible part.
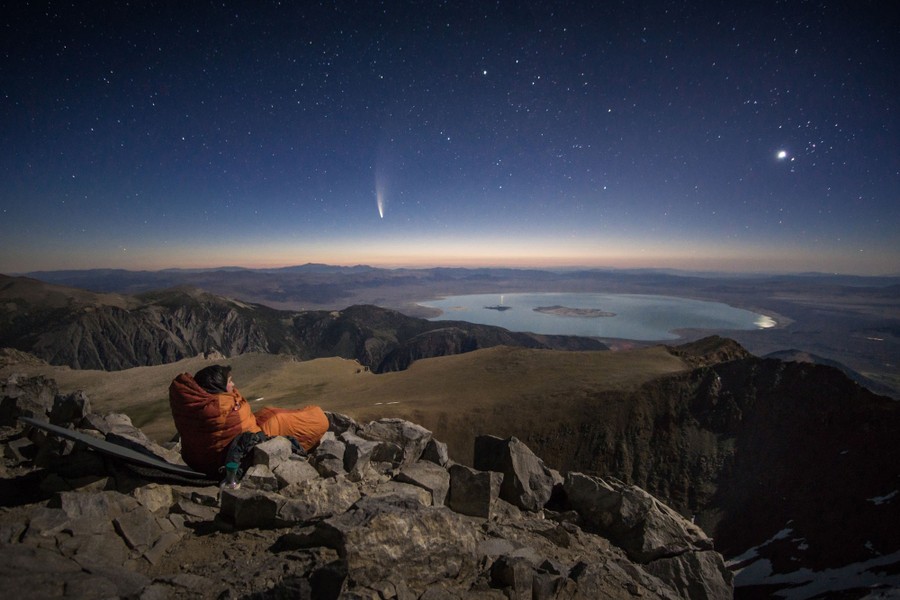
[311,432,347,477]
[341,430,380,475]
[473,435,556,512]
[49,390,92,426]
[359,418,432,467]
[244,463,279,491]
[421,438,450,467]
[132,483,174,513]
[395,460,451,506]
[365,480,434,507]
[272,457,320,487]
[112,505,164,552]
[447,464,503,519]
[306,497,478,594]
[326,411,360,436]
[279,476,362,520]
[562,472,713,563]
[0,375,57,426]
[644,549,734,600]
[223,476,361,528]
[252,436,293,467]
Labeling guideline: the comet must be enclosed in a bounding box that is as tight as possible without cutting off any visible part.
[375,171,386,218]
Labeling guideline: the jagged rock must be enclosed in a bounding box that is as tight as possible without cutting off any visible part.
[305,497,479,594]
[112,505,164,552]
[359,418,432,467]
[421,438,450,467]
[644,549,734,600]
[341,430,381,476]
[447,464,503,519]
[219,487,282,529]
[272,457,319,487]
[244,463,279,491]
[0,374,57,426]
[49,390,91,426]
[311,432,347,477]
[364,480,434,506]
[252,436,293,467]
[223,475,361,528]
[132,483,174,513]
[395,460,450,506]
[326,411,360,436]
[473,435,556,512]
[562,472,713,563]
[100,413,185,465]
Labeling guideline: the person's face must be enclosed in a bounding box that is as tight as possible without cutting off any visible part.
[226,376,235,393]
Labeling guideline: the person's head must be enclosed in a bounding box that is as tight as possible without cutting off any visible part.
[193,365,233,394]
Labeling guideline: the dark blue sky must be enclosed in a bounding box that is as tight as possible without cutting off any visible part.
[2,1,898,274]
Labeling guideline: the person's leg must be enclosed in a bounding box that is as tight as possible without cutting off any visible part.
[255,406,329,451]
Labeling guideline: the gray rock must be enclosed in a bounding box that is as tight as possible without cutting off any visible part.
[365,480,434,506]
[359,418,432,467]
[395,460,450,506]
[252,436,293,467]
[273,457,320,487]
[473,435,555,512]
[341,430,380,474]
[222,476,361,528]
[0,374,57,426]
[312,432,347,477]
[644,549,734,600]
[326,411,360,436]
[562,472,713,563]
[244,463,279,491]
[489,555,534,598]
[132,483,173,513]
[113,504,164,552]
[49,390,91,426]
[308,497,478,594]
[447,464,503,519]
[421,438,450,467]
[279,476,362,521]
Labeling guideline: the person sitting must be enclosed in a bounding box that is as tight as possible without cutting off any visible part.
[168,364,329,477]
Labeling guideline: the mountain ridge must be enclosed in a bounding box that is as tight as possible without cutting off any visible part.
[0,274,608,372]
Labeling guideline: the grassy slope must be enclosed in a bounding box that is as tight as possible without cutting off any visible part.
[1,345,690,466]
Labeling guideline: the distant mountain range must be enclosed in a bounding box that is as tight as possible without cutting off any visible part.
[0,274,606,372]
[10,262,900,400]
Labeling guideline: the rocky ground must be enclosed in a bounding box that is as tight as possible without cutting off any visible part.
[0,374,731,599]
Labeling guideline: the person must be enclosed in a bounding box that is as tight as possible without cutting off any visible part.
[168,364,329,477]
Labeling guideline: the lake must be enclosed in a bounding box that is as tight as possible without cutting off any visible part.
[419,293,775,341]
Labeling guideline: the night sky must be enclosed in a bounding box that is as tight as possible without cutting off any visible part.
[2,1,898,275]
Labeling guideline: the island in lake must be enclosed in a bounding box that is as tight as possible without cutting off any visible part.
[534,305,616,318]
[484,305,512,311]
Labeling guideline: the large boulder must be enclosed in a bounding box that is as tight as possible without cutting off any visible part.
[447,463,503,519]
[303,497,479,594]
[395,460,451,506]
[474,435,557,512]
[359,418,432,467]
[562,472,713,563]
[0,375,58,426]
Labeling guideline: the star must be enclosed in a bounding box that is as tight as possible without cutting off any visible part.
[777,150,788,160]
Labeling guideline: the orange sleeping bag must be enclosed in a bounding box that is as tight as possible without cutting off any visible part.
[169,373,330,477]
[254,406,330,452]
[169,373,261,477]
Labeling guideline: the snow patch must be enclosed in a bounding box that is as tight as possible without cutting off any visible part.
[868,490,898,505]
